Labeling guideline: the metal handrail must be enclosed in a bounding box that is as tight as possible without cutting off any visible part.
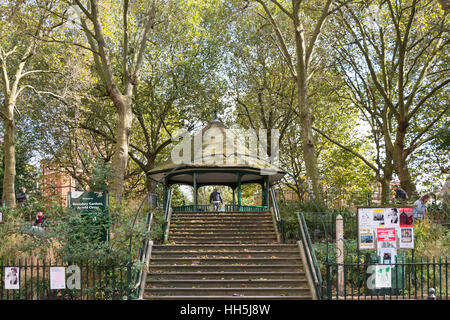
[270,188,285,243]
[297,212,325,299]
[134,211,154,299]
[161,189,173,243]
[270,188,281,221]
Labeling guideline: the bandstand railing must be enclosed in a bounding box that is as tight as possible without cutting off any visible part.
[171,204,268,212]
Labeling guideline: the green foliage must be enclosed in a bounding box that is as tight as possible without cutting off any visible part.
[77,149,114,192]
[414,221,450,257]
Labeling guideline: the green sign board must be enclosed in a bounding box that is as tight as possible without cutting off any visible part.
[68,191,108,213]
[68,191,109,243]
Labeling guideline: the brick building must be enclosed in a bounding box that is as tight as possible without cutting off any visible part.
[40,160,77,207]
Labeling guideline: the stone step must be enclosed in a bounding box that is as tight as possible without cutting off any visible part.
[149,258,302,266]
[170,224,274,231]
[170,221,273,226]
[170,227,275,235]
[146,279,308,288]
[169,234,277,239]
[144,287,311,297]
[151,250,299,258]
[146,271,306,280]
[168,240,279,244]
[148,265,304,273]
[169,232,277,237]
[171,212,271,216]
[172,211,270,214]
[146,272,306,281]
[152,244,299,252]
[169,223,274,228]
[170,217,272,221]
[171,216,273,221]
[145,295,311,300]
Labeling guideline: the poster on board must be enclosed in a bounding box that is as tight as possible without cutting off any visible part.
[384,208,400,229]
[372,208,386,228]
[358,207,389,229]
[358,208,376,229]
[359,228,374,249]
[375,265,392,288]
[399,207,414,228]
[377,227,396,242]
[50,267,66,290]
[4,267,19,289]
[378,247,397,265]
[399,228,414,249]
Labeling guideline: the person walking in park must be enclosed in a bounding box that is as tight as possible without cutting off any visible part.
[392,185,408,203]
[16,186,28,207]
[413,194,431,225]
[209,188,223,212]
[32,209,46,232]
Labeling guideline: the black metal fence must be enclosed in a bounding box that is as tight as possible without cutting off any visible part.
[324,256,448,300]
[0,257,134,300]
[297,211,449,300]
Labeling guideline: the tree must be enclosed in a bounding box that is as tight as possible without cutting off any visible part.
[332,0,449,198]
[248,0,348,204]
[52,0,162,202]
[0,1,64,207]
[76,0,230,194]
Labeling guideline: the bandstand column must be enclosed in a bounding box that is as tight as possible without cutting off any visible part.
[193,172,198,211]
[237,172,242,209]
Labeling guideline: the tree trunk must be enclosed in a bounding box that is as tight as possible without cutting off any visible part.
[111,96,133,202]
[296,77,323,205]
[379,177,391,205]
[293,15,323,206]
[397,156,417,199]
[393,120,417,198]
[2,102,16,208]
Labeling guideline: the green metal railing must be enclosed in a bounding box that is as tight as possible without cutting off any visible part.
[133,211,154,299]
[270,188,286,243]
[161,189,173,243]
[297,212,326,299]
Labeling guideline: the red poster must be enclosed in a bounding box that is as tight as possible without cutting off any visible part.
[399,207,413,227]
[377,228,396,242]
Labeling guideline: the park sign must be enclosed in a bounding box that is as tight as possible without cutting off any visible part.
[68,191,109,243]
[68,191,108,213]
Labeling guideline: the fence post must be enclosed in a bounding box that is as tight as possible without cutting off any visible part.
[336,214,344,298]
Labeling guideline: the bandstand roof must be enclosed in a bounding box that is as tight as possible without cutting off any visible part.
[147,120,285,187]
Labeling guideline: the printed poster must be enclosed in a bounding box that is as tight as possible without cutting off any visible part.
[372,208,386,228]
[399,228,414,249]
[377,228,396,242]
[50,267,66,290]
[375,265,392,288]
[359,228,374,250]
[358,208,376,229]
[4,267,19,289]
[358,207,388,229]
[399,207,414,227]
[384,208,400,229]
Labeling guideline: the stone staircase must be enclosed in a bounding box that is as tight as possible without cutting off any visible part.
[144,211,313,299]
